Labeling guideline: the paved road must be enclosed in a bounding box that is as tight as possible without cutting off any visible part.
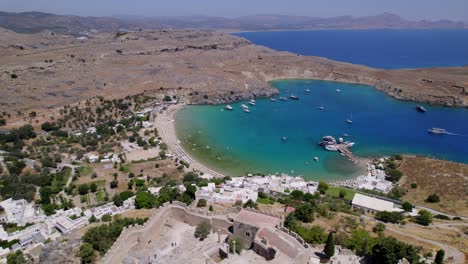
[415,205,468,221]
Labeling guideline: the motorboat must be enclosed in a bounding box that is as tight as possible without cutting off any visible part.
[336,89,341,92]
[416,106,426,112]
[428,128,448,134]
[319,106,325,110]
[248,101,256,106]
[305,89,311,92]
[290,95,299,100]
[279,97,288,101]
[325,145,339,151]
[313,157,319,161]
[240,104,249,109]
[270,98,277,102]
[225,105,233,111]
[243,108,251,113]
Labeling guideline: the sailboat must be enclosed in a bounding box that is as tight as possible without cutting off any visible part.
[346,113,353,124]
[290,88,299,100]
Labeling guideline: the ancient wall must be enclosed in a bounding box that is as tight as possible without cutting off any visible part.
[101,202,236,264]
[253,240,276,261]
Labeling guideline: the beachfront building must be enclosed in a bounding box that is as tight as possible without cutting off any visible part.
[332,163,394,193]
[351,193,403,214]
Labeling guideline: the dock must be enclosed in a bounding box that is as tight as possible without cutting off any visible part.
[335,144,367,166]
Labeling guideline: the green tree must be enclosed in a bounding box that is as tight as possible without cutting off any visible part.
[135,192,157,209]
[318,181,329,194]
[372,237,406,264]
[426,194,440,203]
[373,222,386,233]
[290,190,304,200]
[402,202,413,212]
[209,205,214,212]
[197,199,207,207]
[324,232,335,258]
[90,182,98,193]
[79,242,96,264]
[294,203,314,223]
[415,210,432,226]
[243,199,258,209]
[78,184,89,195]
[101,214,112,222]
[6,250,27,264]
[194,221,211,241]
[339,189,347,199]
[434,249,445,264]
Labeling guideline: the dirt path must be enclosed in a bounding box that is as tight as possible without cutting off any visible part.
[385,225,465,264]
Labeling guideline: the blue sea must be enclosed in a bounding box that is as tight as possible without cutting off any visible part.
[236,29,468,69]
[175,30,468,181]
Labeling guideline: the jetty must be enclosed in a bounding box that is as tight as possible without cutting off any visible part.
[336,144,367,166]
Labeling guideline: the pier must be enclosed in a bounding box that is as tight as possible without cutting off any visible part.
[335,144,368,166]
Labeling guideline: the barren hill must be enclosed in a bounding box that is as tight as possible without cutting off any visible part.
[0,29,467,114]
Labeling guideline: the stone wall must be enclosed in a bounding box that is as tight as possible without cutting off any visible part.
[100,202,235,264]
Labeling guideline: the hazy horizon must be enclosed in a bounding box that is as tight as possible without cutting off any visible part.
[1,0,467,22]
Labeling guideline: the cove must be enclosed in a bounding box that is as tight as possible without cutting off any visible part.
[175,80,468,181]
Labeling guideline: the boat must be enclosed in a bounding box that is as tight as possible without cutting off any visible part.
[270,98,277,102]
[250,99,256,103]
[344,141,355,147]
[279,97,288,101]
[281,136,287,142]
[313,157,319,161]
[428,127,448,134]
[325,145,339,151]
[338,137,344,144]
[319,136,336,146]
[248,101,256,106]
[346,113,353,124]
[225,105,233,111]
[318,106,325,110]
[290,88,299,100]
[305,89,310,92]
[240,104,249,109]
[336,89,341,92]
[416,106,426,112]
[243,108,251,113]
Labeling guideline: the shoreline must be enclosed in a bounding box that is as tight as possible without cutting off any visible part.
[154,105,225,179]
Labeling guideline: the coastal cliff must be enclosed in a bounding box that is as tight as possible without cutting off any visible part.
[0,28,467,112]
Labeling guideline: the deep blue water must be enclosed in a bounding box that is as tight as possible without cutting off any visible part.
[176,80,468,180]
[175,30,468,180]
[236,29,468,69]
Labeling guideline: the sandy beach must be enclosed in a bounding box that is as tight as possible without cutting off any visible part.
[154,105,225,179]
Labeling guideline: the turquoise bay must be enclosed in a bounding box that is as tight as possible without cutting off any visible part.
[176,80,468,181]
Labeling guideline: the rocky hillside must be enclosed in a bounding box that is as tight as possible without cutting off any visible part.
[0,28,467,114]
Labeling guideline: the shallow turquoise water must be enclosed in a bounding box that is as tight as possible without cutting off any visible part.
[175,80,468,181]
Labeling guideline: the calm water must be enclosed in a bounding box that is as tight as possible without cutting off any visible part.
[176,80,468,180]
[236,30,468,69]
[175,30,468,181]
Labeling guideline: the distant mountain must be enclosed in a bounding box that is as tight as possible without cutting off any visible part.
[0,11,130,35]
[0,11,465,35]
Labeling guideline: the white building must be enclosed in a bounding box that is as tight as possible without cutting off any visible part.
[351,193,403,214]
[84,203,120,220]
[0,198,36,226]
[54,216,88,234]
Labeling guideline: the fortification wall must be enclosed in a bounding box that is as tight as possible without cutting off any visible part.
[101,202,236,264]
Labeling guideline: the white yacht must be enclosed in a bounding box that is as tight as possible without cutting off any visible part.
[225,105,233,111]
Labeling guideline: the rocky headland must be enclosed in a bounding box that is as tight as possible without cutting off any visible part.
[0,28,467,114]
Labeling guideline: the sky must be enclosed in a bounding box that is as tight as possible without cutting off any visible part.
[1,0,467,21]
